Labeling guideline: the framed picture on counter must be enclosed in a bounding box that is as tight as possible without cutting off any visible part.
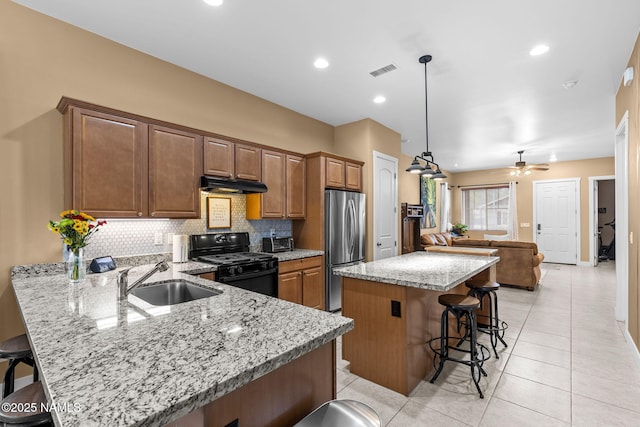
[207,197,232,229]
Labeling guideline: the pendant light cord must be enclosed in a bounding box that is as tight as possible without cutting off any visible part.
[424,57,429,155]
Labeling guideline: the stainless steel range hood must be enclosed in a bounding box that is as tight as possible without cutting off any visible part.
[200,176,268,194]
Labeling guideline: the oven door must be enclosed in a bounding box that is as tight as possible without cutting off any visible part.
[216,268,278,298]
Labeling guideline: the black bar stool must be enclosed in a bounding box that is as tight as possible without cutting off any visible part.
[427,294,490,398]
[0,381,52,426]
[1,334,38,398]
[465,281,508,358]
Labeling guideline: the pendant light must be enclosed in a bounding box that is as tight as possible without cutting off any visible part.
[405,55,447,180]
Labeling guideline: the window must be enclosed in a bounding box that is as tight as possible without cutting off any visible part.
[461,186,509,230]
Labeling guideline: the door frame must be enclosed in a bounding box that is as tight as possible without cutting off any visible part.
[588,175,615,266]
[372,150,398,261]
[532,178,581,264]
[615,111,629,323]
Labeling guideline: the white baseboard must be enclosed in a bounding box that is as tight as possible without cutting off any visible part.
[624,329,640,369]
[577,261,592,267]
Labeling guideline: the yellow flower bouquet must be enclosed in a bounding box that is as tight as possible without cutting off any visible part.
[48,210,106,282]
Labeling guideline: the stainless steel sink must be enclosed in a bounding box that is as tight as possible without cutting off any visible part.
[129,279,222,306]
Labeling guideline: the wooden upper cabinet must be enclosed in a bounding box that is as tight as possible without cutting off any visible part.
[286,154,306,218]
[323,155,362,192]
[345,161,362,191]
[148,125,202,218]
[259,149,286,218]
[247,150,306,220]
[235,143,261,181]
[66,107,148,218]
[325,157,345,188]
[203,137,234,178]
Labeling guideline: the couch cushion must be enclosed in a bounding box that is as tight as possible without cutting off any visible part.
[490,240,539,255]
[420,234,438,246]
[420,232,453,246]
[484,233,510,241]
[452,239,491,247]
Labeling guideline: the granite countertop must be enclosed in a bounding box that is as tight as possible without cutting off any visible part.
[11,260,352,427]
[333,251,499,292]
[265,249,324,262]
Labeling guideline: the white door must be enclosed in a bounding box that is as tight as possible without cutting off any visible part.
[373,151,398,260]
[534,179,578,264]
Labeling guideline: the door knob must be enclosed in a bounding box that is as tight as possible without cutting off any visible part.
[376,242,382,247]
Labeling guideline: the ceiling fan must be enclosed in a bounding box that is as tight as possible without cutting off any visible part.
[508,150,549,176]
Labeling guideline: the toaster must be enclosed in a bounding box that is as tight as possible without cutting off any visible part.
[262,236,294,253]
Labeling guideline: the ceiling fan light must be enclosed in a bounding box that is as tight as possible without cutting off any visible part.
[406,158,424,173]
[524,170,532,176]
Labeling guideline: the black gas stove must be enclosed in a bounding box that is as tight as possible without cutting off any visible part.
[189,232,278,297]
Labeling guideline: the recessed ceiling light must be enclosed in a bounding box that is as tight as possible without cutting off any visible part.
[204,0,223,6]
[529,44,550,56]
[373,95,386,104]
[562,80,578,89]
[314,58,329,69]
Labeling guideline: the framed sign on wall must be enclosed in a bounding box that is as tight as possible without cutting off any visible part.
[207,197,232,229]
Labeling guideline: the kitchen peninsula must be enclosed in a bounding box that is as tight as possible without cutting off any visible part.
[11,258,353,427]
[334,251,499,396]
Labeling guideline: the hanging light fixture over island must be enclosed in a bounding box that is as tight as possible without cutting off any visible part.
[405,54,447,180]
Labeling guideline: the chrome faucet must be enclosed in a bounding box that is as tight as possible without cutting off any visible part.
[118,261,169,300]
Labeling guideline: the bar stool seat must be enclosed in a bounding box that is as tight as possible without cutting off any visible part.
[0,381,52,426]
[294,399,381,427]
[427,293,490,398]
[465,281,508,358]
[0,334,38,398]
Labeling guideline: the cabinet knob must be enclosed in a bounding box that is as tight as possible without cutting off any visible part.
[151,212,155,217]
[137,212,142,217]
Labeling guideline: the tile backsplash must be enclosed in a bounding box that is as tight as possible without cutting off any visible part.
[83,193,291,259]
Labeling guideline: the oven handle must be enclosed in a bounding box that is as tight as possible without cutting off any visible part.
[217,267,278,283]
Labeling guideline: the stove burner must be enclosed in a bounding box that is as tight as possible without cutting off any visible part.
[197,252,274,266]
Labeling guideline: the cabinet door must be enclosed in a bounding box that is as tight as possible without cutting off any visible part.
[302,266,324,310]
[345,162,362,191]
[279,271,302,304]
[325,157,345,188]
[149,125,203,218]
[260,150,286,218]
[203,137,234,177]
[235,143,261,181]
[69,108,148,217]
[286,155,306,218]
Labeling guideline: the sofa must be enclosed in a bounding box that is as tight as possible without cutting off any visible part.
[420,233,544,291]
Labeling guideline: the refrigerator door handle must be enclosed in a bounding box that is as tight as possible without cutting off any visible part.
[347,199,356,258]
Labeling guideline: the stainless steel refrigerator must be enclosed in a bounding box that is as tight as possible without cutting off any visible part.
[325,189,366,311]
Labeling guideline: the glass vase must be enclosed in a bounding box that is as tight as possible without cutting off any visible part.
[66,247,86,284]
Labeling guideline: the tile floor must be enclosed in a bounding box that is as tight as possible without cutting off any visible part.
[335,262,640,426]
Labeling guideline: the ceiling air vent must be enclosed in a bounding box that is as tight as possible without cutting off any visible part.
[369,63,398,78]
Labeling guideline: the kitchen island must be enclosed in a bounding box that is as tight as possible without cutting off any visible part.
[11,258,353,427]
[334,251,498,396]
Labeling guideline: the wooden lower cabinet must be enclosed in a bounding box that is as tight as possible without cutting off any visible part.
[278,256,324,310]
[165,342,336,427]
